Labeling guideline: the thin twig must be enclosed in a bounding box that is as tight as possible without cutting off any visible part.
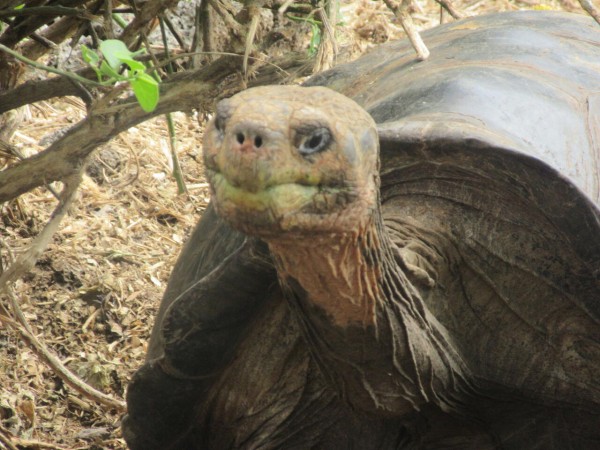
[13,439,66,450]
[314,1,339,73]
[0,43,104,87]
[167,51,291,76]
[0,175,82,289]
[578,0,600,25]
[0,424,19,450]
[209,0,244,36]
[159,17,174,76]
[158,17,187,194]
[0,424,67,450]
[29,32,59,49]
[104,0,115,39]
[162,14,188,51]
[384,0,430,60]
[434,0,464,19]
[278,0,296,18]
[165,113,187,194]
[5,296,123,411]
[243,2,263,79]
[190,2,209,68]
[118,0,180,46]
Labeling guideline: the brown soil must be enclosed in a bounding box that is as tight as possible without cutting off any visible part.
[0,0,584,448]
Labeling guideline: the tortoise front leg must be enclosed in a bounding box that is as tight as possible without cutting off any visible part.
[123,217,276,449]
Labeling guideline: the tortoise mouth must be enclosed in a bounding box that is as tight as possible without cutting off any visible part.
[207,169,352,235]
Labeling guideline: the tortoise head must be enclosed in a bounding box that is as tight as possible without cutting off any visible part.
[203,86,380,238]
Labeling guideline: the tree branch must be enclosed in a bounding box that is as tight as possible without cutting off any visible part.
[434,0,464,19]
[0,424,19,450]
[0,45,311,204]
[0,0,90,48]
[0,6,94,19]
[579,0,600,25]
[119,0,180,46]
[0,67,96,115]
[0,43,104,87]
[383,0,430,61]
[0,74,213,204]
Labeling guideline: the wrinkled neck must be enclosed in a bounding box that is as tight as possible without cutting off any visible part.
[266,211,471,417]
[267,215,390,328]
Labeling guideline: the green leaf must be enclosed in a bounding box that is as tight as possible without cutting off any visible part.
[99,39,131,71]
[81,45,100,66]
[81,45,106,81]
[99,60,124,81]
[130,48,146,58]
[130,72,159,112]
[308,23,321,57]
[120,57,146,74]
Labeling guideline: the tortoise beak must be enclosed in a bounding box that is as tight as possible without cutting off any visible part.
[202,117,319,233]
[201,87,378,236]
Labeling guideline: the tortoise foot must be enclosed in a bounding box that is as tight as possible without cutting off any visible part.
[122,362,204,450]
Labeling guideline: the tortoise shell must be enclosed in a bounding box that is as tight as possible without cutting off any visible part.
[123,11,600,450]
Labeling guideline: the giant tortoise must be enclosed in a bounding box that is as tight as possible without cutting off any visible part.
[123,10,600,449]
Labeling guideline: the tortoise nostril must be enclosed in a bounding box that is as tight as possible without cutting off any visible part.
[234,127,265,150]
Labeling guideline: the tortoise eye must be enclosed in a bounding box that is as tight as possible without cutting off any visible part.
[298,128,331,156]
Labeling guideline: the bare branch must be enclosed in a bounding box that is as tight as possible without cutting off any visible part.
[0,68,96,115]
[243,4,262,78]
[434,0,464,19]
[0,174,82,297]
[579,0,600,25]
[0,424,19,450]
[0,74,213,204]
[383,0,430,61]
[0,6,94,19]
[162,14,188,51]
[0,43,104,87]
[314,2,339,73]
[5,287,127,411]
[0,50,311,204]
[0,0,90,48]
[119,0,180,46]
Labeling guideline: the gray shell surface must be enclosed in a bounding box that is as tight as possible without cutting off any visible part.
[306,10,600,265]
[306,10,600,319]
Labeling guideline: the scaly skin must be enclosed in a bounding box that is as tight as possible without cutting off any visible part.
[203,86,380,238]
[203,85,471,417]
[203,84,600,423]
[124,83,600,450]
[125,13,600,447]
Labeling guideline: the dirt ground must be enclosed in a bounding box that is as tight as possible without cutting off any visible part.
[0,0,584,448]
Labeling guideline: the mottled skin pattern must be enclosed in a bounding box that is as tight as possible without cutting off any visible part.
[204,87,382,326]
[123,12,600,449]
[204,86,379,241]
[205,85,600,416]
[122,86,600,449]
[203,86,472,418]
